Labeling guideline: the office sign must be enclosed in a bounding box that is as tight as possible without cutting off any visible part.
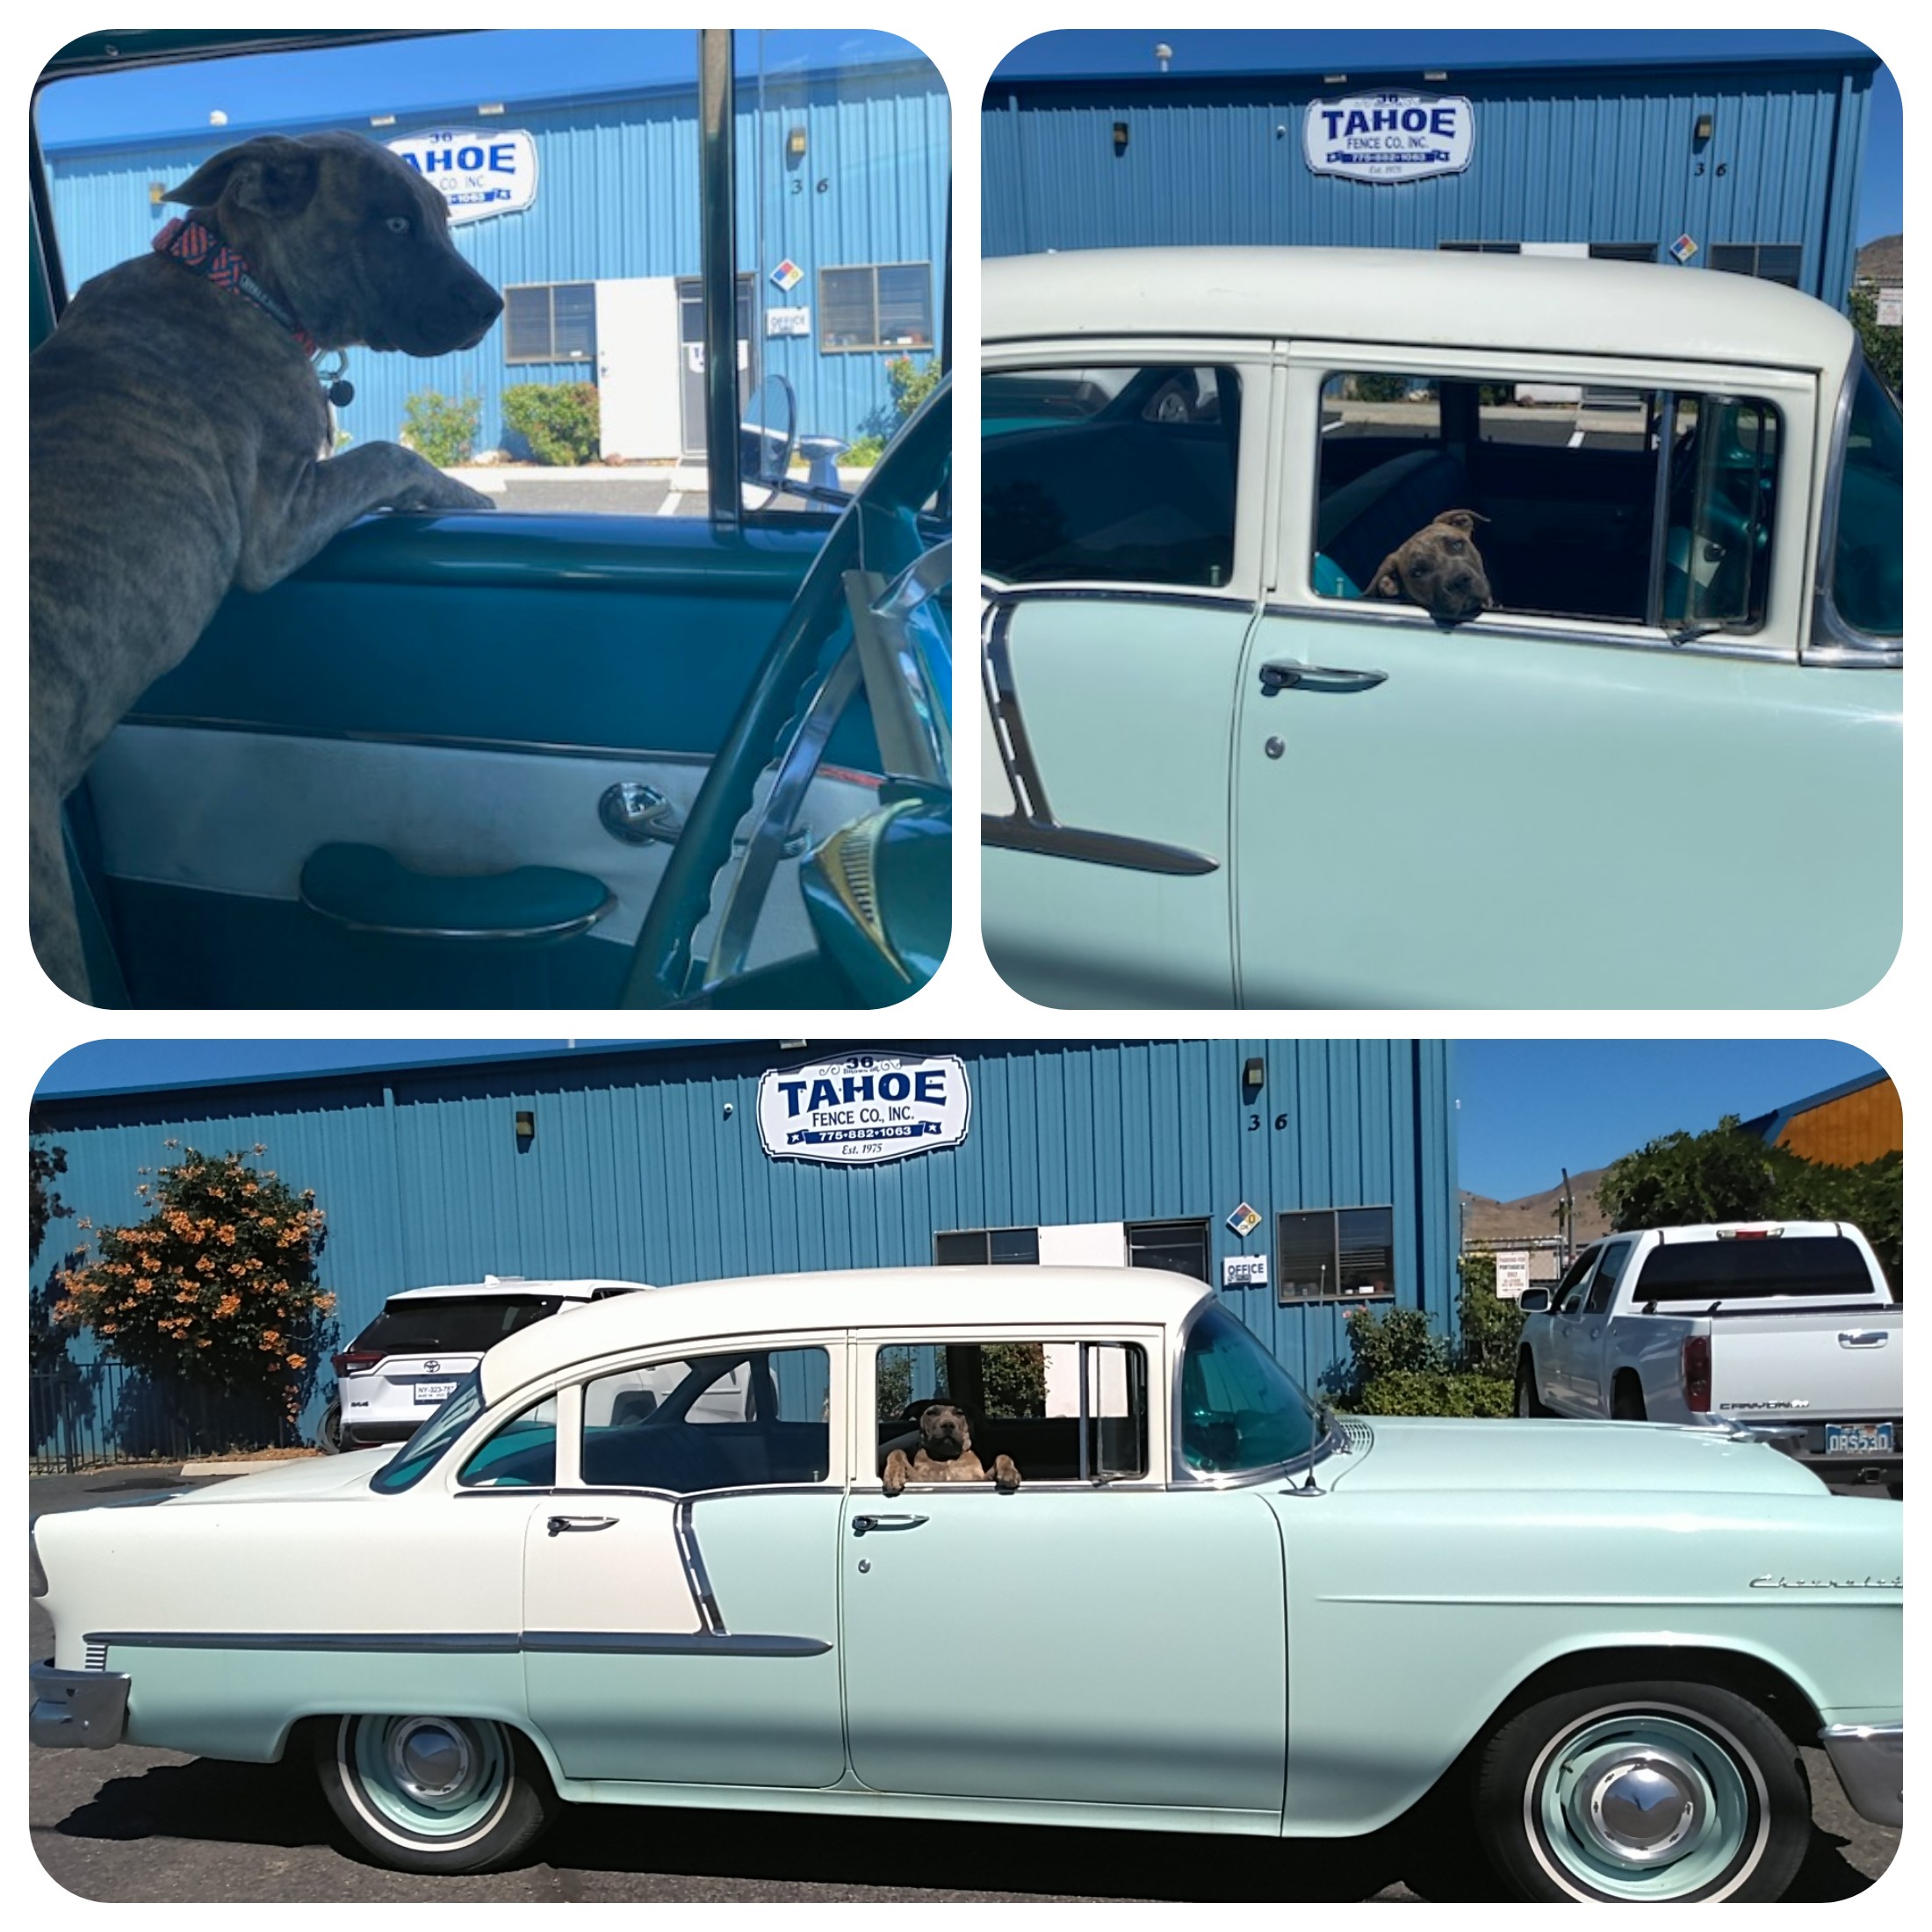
[1304,92,1474,184]
[758,1053,970,1165]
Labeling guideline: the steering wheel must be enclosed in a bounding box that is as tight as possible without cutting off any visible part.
[620,377,950,1006]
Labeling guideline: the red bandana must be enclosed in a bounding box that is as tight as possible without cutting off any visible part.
[152,215,318,358]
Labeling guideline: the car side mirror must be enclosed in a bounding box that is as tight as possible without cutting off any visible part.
[740,372,799,508]
[1518,1289,1550,1315]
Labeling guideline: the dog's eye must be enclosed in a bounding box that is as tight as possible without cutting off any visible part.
[1413,559,1434,574]
[1445,538,1465,554]
[385,215,412,235]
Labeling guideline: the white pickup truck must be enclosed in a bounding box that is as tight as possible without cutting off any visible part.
[1513,1221,1901,1494]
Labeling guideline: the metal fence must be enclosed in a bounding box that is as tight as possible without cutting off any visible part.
[29,1360,305,1475]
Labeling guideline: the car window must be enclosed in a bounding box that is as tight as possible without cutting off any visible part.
[1828,363,1903,638]
[1312,373,1778,632]
[34,30,945,523]
[1554,1246,1600,1316]
[458,1395,558,1488]
[1630,1235,1876,1302]
[580,1347,831,1491]
[1176,1302,1320,1476]
[983,364,1243,588]
[873,1339,1149,1483]
[1581,1240,1633,1316]
[370,1371,487,1494]
[356,1295,562,1354]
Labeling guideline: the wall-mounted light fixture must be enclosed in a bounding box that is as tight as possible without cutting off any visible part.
[1242,1056,1266,1097]
[1693,112,1715,146]
[787,124,809,160]
[515,1109,536,1152]
[149,182,166,205]
[1113,120,1130,157]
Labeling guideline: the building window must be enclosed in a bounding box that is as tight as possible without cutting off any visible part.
[1709,244,1803,289]
[1588,242,1660,263]
[934,1226,1040,1265]
[818,262,934,351]
[504,282,596,364]
[1276,1206,1395,1303]
[1127,1219,1211,1282]
[1439,241,1521,254]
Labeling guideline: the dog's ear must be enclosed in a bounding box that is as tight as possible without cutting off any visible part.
[1369,551,1406,599]
[1437,508,1489,533]
[169,137,320,220]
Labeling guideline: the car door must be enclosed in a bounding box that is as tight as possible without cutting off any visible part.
[840,1331,1287,1815]
[520,1342,847,1790]
[1230,344,1899,1008]
[1569,1237,1636,1413]
[980,350,1275,1007]
[1541,1246,1604,1413]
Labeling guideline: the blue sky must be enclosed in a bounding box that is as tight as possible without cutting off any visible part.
[991,30,1902,242]
[36,1038,1886,1207]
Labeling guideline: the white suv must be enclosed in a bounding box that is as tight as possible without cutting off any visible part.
[328,1277,652,1450]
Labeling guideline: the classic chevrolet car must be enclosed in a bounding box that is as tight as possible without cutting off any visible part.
[32,1267,1901,1900]
[32,30,950,1009]
[981,247,1901,1008]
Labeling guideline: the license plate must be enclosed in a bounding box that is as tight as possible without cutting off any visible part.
[415,1381,458,1404]
[1824,1421,1894,1457]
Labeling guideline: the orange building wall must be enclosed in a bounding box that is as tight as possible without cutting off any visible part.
[1776,1078,1902,1168]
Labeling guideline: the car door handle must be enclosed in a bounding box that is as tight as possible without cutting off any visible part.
[851,1514,929,1535]
[1839,1330,1890,1348]
[547,1515,619,1536]
[1259,661,1388,696]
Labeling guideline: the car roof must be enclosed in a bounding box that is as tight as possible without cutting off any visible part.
[385,1277,654,1305]
[982,246,1855,378]
[479,1265,1211,1402]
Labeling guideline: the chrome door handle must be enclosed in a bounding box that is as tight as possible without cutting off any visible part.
[546,1515,619,1536]
[851,1513,929,1535]
[1839,1330,1889,1348]
[1259,661,1388,696]
[599,782,685,847]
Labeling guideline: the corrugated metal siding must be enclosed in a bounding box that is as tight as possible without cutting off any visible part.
[41,64,948,450]
[983,60,1869,307]
[32,1039,1457,1439]
[1775,1078,1902,1169]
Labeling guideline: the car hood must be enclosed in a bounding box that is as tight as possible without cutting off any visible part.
[1328,1415,1826,1499]
[164,1448,394,1503]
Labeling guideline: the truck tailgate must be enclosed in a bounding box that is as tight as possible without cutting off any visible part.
[1709,1309,1903,1417]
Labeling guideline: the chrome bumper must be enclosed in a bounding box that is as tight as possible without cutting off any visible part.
[30,1658,130,1749]
[1820,1723,1903,1827]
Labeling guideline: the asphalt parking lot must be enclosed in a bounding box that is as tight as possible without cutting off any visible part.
[28,1466,1899,1904]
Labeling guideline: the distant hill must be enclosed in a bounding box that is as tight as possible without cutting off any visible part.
[1461,1167,1611,1248]
[1856,234,1902,285]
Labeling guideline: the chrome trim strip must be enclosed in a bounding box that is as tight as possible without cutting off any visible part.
[296,887,618,945]
[30,1660,131,1749]
[674,1498,726,1635]
[522,1630,831,1658]
[1806,344,1904,665]
[118,717,725,766]
[1819,1723,1903,1828]
[982,580,1252,616]
[86,1631,522,1654]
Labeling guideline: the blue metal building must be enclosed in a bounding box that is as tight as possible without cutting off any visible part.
[31,1039,1457,1447]
[984,51,1875,309]
[40,59,948,455]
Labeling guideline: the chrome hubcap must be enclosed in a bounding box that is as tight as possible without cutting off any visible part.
[388,1718,476,1805]
[1583,1751,1703,1863]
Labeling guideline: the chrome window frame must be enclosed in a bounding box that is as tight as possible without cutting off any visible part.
[1806,342,1904,667]
[1167,1297,1342,1490]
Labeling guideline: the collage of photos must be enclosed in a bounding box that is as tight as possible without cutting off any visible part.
[24,23,1904,1911]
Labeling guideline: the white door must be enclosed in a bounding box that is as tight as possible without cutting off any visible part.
[594,277,680,461]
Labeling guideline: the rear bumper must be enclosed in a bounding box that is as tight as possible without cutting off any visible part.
[1820,1723,1903,1827]
[30,1658,130,1749]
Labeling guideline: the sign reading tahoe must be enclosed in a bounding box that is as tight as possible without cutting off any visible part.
[387,128,537,223]
[758,1053,970,1165]
[1304,92,1474,184]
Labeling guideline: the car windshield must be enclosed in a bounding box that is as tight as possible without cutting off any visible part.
[357,1295,562,1355]
[1177,1302,1323,1477]
[370,1372,486,1494]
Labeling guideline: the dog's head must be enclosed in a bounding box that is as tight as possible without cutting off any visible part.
[168,132,503,357]
[916,1403,974,1460]
[1370,509,1494,623]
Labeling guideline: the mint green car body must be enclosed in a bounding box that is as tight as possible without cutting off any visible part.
[31,1269,1902,1885]
[981,249,1903,1009]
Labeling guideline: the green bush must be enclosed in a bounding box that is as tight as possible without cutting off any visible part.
[1357,1370,1516,1417]
[1352,372,1411,404]
[502,382,602,466]
[1331,1251,1526,1417]
[401,392,481,467]
[886,355,942,419]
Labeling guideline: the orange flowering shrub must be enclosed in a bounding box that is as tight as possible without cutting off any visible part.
[55,1144,335,1420]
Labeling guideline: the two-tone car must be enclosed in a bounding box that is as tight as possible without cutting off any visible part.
[31,1266,1901,1900]
[981,246,1901,1008]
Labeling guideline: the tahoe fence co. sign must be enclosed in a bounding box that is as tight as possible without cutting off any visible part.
[387,128,537,223]
[1304,92,1474,184]
[758,1054,970,1166]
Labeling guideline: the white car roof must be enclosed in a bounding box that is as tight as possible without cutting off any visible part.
[479,1265,1212,1402]
[982,246,1855,378]
[386,1276,654,1305]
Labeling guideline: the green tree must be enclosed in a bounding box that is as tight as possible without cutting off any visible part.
[54,1144,335,1423]
[1849,285,1903,399]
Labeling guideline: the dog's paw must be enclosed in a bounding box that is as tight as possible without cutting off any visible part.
[881,1449,911,1497]
[414,475,495,512]
[991,1454,1021,1493]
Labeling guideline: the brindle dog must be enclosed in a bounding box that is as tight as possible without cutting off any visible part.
[1370,508,1495,623]
[30,131,505,1002]
[882,1403,1021,1495]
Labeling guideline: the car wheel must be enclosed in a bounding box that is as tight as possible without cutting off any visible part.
[1610,1376,1647,1422]
[1513,1358,1554,1418]
[1474,1680,1810,1902]
[318,1402,342,1455]
[314,1714,559,1873]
